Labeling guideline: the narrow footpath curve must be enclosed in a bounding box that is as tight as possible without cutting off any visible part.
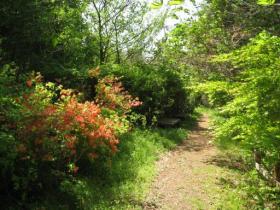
[144,115,224,210]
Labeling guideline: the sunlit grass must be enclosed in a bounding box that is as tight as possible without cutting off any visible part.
[40,126,189,210]
[86,127,189,209]
[199,107,280,210]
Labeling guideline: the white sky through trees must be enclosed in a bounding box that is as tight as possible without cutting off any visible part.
[85,0,203,60]
[146,0,203,34]
[144,0,203,58]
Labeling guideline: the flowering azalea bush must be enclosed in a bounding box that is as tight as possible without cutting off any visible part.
[96,75,142,113]
[0,68,141,204]
[15,72,141,174]
[99,64,195,123]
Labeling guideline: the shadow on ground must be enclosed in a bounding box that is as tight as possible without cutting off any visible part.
[177,115,211,152]
[205,153,250,173]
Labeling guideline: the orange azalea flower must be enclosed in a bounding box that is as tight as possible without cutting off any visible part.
[65,138,76,150]
[42,105,57,116]
[88,66,100,78]
[26,80,32,87]
[75,115,84,123]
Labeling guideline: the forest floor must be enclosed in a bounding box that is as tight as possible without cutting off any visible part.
[143,115,240,210]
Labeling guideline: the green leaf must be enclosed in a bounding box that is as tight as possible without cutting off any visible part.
[150,1,163,9]
[52,38,58,47]
[168,0,185,6]
[257,0,275,5]
[150,0,184,9]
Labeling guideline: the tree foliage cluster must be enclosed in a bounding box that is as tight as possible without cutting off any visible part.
[165,1,280,207]
[101,63,195,122]
[164,0,280,78]
[3,0,280,208]
[0,0,194,208]
[0,66,142,208]
[213,33,280,169]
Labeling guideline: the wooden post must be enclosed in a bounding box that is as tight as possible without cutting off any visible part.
[254,149,270,179]
[254,149,263,171]
[274,162,280,183]
[254,149,263,164]
[254,149,280,187]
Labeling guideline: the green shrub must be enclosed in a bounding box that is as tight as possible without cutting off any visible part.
[0,66,140,207]
[99,63,195,122]
[63,127,188,209]
[212,32,280,170]
[194,81,234,107]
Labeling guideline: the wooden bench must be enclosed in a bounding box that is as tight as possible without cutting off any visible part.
[158,118,181,127]
[173,113,186,120]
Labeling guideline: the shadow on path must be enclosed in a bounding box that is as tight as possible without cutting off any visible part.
[143,114,221,210]
[176,115,211,152]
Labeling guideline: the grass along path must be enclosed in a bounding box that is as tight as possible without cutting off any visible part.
[143,114,244,210]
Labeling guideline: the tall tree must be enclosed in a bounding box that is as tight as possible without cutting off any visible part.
[0,0,97,77]
[162,0,280,78]
[87,0,165,64]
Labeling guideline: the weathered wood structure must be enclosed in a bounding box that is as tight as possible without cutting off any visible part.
[158,118,181,127]
[254,149,280,187]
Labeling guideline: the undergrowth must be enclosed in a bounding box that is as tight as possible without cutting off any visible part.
[30,126,189,210]
[197,107,280,210]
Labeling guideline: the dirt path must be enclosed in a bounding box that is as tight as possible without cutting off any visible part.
[144,115,223,210]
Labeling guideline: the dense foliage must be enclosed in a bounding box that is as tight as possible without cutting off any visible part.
[0,0,95,77]
[213,32,280,168]
[1,0,280,208]
[164,1,280,208]
[100,64,195,122]
[0,67,141,207]
[166,0,280,165]
[0,0,194,208]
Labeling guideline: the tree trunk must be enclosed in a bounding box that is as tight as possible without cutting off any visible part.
[92,0,105,65]
[114,22,121,64]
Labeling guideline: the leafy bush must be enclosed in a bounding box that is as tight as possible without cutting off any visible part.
[58,127,189,210]
[0,67,140,206]
[194,81,234,107]
[212,32,280,170]
[99,64,195,122]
